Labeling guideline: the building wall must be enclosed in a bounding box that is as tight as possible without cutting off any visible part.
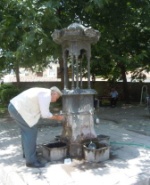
[12,81,150,102]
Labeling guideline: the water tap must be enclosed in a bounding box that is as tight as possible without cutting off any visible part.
[88,141,96,149]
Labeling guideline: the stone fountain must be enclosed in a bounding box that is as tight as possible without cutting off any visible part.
[52,22,101,157]
[42,23,109,162]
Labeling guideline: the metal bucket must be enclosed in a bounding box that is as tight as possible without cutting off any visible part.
[42,142,67,162]
[97,134,110,145]
[83,142,110,162]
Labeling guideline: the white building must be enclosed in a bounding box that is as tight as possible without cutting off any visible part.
[3,63,61,82]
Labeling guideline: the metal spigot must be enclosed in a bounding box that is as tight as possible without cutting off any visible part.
[88,141,96,149]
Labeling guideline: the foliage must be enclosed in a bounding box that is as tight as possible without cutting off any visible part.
[0,0,150,102]
[0,83,21,104]
[85,0,150,82]
[0,0,61,82]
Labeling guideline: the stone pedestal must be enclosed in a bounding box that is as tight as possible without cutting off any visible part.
[61,89,97,158]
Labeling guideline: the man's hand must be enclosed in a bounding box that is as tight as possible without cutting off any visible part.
[56,115,64,121]
[50,115,64,121]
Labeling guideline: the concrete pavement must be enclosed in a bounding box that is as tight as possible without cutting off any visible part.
[0,106,150,185]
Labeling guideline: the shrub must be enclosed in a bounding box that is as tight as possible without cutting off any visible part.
[0,83,21,104]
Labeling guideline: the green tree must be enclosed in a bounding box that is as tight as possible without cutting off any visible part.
[0,0,60,85]
[0,0,108,85]
[78,0,150,102]
[1,0,150,103]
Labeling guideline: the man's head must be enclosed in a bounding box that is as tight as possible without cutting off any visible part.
[50,86,62,102]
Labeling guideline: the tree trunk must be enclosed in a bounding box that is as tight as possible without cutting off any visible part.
[14,61,20,87]
[120,65,130,104]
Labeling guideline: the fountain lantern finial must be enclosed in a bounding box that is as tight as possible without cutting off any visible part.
[52,22,100,90]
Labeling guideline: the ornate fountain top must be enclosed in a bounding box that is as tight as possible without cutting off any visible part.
[52,22,100,45]
[51,23,100,90]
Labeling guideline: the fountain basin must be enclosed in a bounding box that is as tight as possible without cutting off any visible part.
[97,134,110,145]
[83,142,110,162]
[42,142,67,161]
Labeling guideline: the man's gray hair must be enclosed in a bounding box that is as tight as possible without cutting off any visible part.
[50,86,62,96]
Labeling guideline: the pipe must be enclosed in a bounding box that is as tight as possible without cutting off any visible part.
[110,141,150,149]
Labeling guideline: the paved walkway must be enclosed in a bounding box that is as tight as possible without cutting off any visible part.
[0,106,150,185]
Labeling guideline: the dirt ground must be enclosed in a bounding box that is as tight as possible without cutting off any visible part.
[96,103,149,123]
[95,103,150,136]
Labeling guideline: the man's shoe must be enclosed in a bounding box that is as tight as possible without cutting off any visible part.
[37,156,48,164]
[26,161,45,168]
